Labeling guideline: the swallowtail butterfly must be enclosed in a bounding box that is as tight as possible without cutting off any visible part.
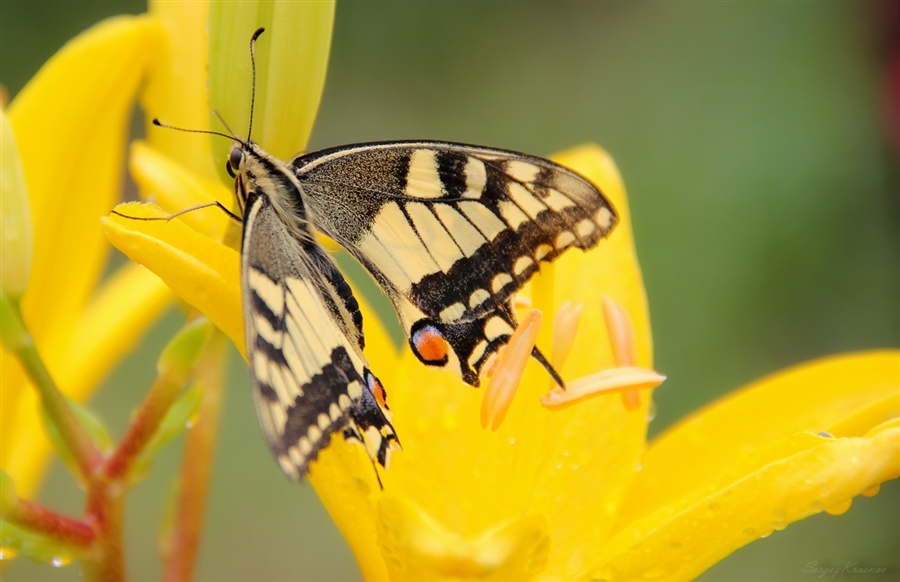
[189,29,617,481]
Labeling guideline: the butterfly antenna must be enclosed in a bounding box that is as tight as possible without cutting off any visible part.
[212,110,240,141]
[151,119,234,141]
[247,27,265,143]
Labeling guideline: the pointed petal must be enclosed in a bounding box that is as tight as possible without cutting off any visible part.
[103,202,244,353]
[590,422,899,582]
[593,351,900,582]
[8,15,160,350]
[618,350,900,525]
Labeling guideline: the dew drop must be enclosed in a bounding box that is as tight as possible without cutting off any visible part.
[508,437,517,445]
[743,527,756,537]
[824,498,852,516]
[570,464,581,471]
[562,449,570,457]
[669,541,683,551]
[51,556,72,568]
[646,401,657,422]
[706,502,721,517]
[772,508,787,530]
[861,484,880,497]
[634,462,643,472]
[817,431,834,438]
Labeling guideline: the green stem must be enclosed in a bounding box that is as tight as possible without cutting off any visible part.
[162,331,227,582]
[0,291,102,480]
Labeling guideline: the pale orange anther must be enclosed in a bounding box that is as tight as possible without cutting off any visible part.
[601,295,636,367]
[480,309,543,431]
[601,296,648,411]
[551,301,583,371]
[541,367,666,411]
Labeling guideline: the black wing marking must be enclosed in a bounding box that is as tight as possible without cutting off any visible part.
[291,141,617,385]
[242,194,398,479]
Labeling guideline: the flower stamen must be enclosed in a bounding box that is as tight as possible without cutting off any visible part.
[541,296,665,411]
[480,309,543,431]
[602,295,643,410]
[541,367,666,410]
[551,301,583,371]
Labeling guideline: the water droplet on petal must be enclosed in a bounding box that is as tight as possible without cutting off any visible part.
[773,508,787,530]
[862,484,880,497]
[817,431,834,438]
[669,541,683,551]
[508,436,517,445]
[51,556,71,568]
[825,498,852,516]
[646,400,657,422]
[706,502,721,516]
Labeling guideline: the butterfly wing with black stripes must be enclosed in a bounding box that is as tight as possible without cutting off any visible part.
[291,141,618,386]
[241,188,399,480]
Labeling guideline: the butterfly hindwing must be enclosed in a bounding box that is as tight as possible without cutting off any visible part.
[291,141,618,385]
[241,192,398,480]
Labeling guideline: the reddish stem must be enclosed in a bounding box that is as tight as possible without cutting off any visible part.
[7,497,95,547]
[104,373,183,481]
[82,479,126,582]
[162,333,227,582]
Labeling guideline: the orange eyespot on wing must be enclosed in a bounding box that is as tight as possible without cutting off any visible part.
[411,322,450,366]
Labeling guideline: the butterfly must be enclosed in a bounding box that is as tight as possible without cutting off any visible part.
[161,28,618,482]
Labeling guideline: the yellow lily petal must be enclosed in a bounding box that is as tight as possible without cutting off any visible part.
[208,1,335,168]
[617,350,900,525]
[143,0,217,181]
[593,423,899,582]
[593,351,900,581]
[8,15,160,349]
[1,16,163,497]
[102,202,243,354]
[129,140,233,240]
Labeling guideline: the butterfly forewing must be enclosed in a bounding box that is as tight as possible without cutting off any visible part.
[241,191,397,479]
[291,141,617,385]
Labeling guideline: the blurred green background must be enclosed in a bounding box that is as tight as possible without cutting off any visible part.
[2,1,898,581]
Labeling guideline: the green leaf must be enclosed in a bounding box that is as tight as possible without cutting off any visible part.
[0,520,78,567]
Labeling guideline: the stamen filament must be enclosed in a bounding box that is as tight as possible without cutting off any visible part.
[481,309,542,431]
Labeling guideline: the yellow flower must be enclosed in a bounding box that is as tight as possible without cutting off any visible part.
[103,135,900,580]
[97,3,899,579]
[0,16,173,498]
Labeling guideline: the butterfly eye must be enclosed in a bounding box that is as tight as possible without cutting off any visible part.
[225,160,236,178]
[229,147,243,173]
